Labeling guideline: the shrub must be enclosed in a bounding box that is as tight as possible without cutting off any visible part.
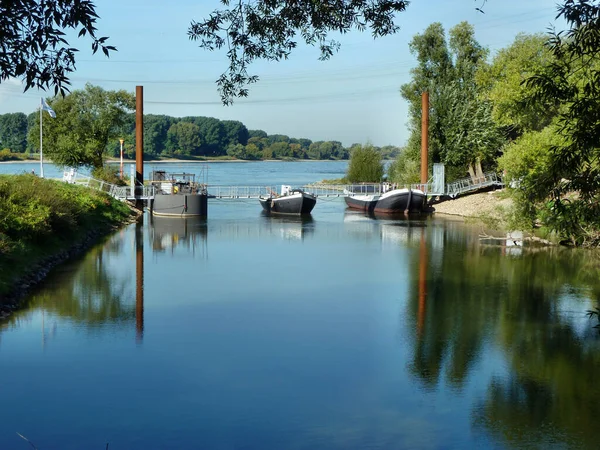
[346,144,384,183]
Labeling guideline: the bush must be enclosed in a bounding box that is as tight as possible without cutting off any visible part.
[346,144,384,183]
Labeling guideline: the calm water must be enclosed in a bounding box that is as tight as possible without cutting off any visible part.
[1,161,600,449]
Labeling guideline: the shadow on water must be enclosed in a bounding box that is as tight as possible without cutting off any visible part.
[403,220,600,448]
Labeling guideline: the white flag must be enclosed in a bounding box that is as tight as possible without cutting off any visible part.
[41,98,56,118]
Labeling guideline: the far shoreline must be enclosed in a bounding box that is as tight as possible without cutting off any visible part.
[1,158,349,165]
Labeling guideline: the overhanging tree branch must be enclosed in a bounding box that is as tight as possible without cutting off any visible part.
[0,0,115,96]
[188,0,409,105]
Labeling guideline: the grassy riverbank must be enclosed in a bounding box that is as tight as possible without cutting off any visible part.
[0,174,137,303]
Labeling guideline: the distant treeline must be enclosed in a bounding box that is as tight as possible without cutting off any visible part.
[0,112,401,161]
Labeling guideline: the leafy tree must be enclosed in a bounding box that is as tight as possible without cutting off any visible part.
[346,143,384,182]
[186,116,226,156]
[143,114,174,156]
[248,129,268,139]
[268,141,292,158]
[244,143,262,160]
[248,136,267,150]
[222,120,249,147]
[515,0,600,246]
[477,33,557,134]
[0,1,115,95]
[188,0,409,103]
[166,122,202,156]
[0,113,28,153]
[398,22,499,180]
[27,84,135,169]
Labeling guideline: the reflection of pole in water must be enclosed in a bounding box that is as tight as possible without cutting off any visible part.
[136,219,144,343]
[417,228,427,336]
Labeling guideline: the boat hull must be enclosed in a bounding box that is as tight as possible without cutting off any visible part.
[151,193,208,217]
[345,189,426,214]
[259,191,317,215]
[344,195,378,212]
[374,189,426,214]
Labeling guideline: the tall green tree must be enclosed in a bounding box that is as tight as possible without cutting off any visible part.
[0,112,28,153]
[27,84,135,169]
[398,22,500,182]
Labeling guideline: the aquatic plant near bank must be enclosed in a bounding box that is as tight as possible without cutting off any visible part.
[0,174,136,301]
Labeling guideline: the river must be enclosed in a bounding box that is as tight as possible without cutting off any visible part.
[1,161,600,449]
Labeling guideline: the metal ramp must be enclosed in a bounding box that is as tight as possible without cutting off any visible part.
[63,169,155,200]
[444,172,504,198]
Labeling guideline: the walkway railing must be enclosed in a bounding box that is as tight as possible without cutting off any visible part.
[63,170,154,200]
[61,168,503,202]
[445,172,503,198]
[302,183,430,197]
[207,185,277,198]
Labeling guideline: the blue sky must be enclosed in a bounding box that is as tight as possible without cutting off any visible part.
[0,0,561,146]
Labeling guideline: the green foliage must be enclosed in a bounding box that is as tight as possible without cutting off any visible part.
[0,174,131,243]
[388,146,421,184]
[0,112,28,152]
[0,1,114,96]
[398,22,501,180]
[0,174,133,296]
[498,127,561,232]
[515,0,600,246]
[10,99,348,162]
[167,121,202,156]
[477,33,556,133]
[27,84,135,170]
[0,148,21,161]
[188,0,408,104]
[346,144,384,182]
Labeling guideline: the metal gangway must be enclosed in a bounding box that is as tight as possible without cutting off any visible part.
[60,167,503,202]
[62,169,155,200]
[444,172,504,198]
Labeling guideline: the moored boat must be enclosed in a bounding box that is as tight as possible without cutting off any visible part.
[149,171,208,217]
[259,185,317,215]
[345,186,426,214]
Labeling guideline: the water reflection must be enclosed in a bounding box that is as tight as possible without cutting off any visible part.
[404,221,600,447]
[150,215,208,257]
[1,232,137,332]
[260,213,315,241]
[2,212,600,449]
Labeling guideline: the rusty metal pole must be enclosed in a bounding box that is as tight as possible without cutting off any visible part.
[135,86,144,209]
[135,219,144,343]
[420,92,429,186]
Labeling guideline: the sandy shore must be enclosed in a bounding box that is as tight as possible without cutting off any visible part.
[432,189,511,220]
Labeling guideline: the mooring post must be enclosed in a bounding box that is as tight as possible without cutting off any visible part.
[135,85,144,210]
[421,92,429,185]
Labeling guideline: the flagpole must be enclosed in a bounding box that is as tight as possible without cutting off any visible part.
[39,99,44,178]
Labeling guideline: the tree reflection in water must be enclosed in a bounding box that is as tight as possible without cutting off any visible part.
[1,229,137,332]
[405,219,600,447]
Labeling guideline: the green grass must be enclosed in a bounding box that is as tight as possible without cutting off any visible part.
[0,174,136,299]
